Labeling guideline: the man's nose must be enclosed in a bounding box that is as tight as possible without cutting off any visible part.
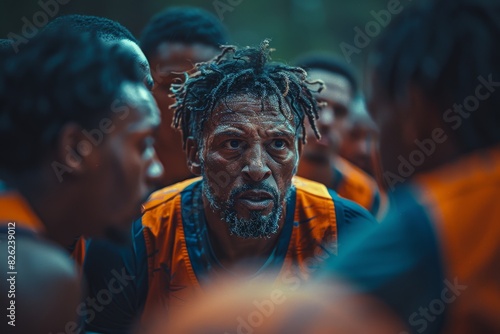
[241,145,272,183]
[317,108,335,130]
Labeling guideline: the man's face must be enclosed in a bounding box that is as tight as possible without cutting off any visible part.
[150,42,220,114]
[302,69,354,162]
[116,39,154,90]
[84,82,161,238]
[195,95,299,239]
[339,99,378,175]
[149,42,221,184]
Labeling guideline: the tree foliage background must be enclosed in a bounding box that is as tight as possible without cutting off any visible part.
[1,0,399,80]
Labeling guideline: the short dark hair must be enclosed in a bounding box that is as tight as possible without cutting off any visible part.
[0,30,144,173]
[140,6,229,59]
[369,0,500,152]
[44,14,138,43]
[294,54,359,95]
[171,39,323,148]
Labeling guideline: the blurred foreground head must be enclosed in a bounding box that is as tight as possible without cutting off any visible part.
[367,0,500,186]
[45,14,154,90]
[0,29,160,244]
[141,278,406,334]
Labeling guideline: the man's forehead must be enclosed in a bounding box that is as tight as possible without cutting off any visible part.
[308,69,351,87]
[111,39,149,67]
[155,42,219,63]
[200,95,296,138]
[120,81,153,103]
[309,70,352,97]
[211,95,294,122]
[119,82,159,124]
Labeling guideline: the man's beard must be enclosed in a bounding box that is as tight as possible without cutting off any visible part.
[201,176,291,239]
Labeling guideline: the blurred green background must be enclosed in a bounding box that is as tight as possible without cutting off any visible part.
[1,0,394,75]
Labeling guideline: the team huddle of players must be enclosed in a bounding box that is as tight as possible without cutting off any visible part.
[1,1,499,333]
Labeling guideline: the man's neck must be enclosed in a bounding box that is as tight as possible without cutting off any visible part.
[201,196,286,276]
[297,155,336,187]
[14,177,81,248]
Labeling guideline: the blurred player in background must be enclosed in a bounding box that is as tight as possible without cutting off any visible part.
[140,7,229,187]
[295,55,381,216]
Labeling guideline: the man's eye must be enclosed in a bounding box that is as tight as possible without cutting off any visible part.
[225,140,241,149]
[334,107,348,118]
[272,139,286,149]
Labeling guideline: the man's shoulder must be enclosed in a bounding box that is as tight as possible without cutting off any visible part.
[142,177,201,213]
[338,159,378,193]
[292,176,332,200]
[334,158,381,214]
[141,177,201,236]
[292,175,376,223]
[292,175,373,214]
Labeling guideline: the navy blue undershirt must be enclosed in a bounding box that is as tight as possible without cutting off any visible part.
[83,180,375,333]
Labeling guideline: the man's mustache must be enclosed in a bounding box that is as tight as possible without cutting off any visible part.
[229,183,280,202]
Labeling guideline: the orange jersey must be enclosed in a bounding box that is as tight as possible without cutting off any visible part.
[324,147,500,334]
[414,148,500,334]
[82,176,376,332]
[0,191,86,268]
[69,237,86,268]
[140,176,338,315]
[0,191,44,235]
[333,157,381,216]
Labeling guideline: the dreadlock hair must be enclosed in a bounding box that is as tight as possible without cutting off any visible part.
[170,39,323,149]
[44,14,138,43]
[140,6,229,60]
[369,0,500,153]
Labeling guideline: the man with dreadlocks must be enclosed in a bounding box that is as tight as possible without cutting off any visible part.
[138,1,500,333]
[82,40,375,333]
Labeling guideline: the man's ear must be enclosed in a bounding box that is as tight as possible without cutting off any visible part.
[54,123,96,176]
[186,136,202,176]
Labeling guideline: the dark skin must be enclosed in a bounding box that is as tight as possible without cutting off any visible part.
[297,69,354,186]
[150,42,221,187]
[7,82,161,247]
[152,280,408,334]
[339,98,378,176]
[0,237,82,333]
[115,39,154,90]
[0,83,161,334]
[186,95,301,274]
[302,69,353,157]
